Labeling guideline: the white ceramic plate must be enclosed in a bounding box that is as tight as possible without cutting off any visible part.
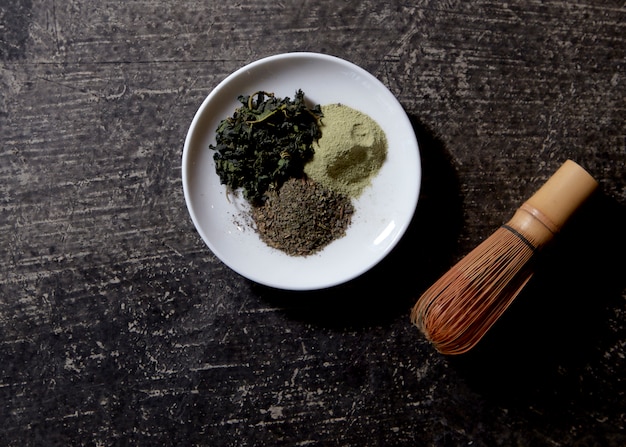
[182,52,421,290]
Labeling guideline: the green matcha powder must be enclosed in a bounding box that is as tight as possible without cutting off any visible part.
[304,103,388,198]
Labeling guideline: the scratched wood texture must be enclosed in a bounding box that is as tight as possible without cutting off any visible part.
[1,0,625,445]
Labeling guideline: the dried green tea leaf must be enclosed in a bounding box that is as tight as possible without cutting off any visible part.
[209,90,323,205]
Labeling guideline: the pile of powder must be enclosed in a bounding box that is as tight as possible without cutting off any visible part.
[304,104,387,197]
[251,177,354,256]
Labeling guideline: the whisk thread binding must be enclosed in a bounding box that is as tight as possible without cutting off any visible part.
[500,224,538,252]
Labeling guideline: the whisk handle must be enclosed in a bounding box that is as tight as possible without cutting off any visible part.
[523,160,598,233]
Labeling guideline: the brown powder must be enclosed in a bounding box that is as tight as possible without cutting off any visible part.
[251,177,354,256]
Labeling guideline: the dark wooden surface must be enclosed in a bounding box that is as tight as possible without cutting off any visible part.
[1,1,625,445]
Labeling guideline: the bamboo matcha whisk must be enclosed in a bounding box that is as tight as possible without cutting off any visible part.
[411,160,598,355]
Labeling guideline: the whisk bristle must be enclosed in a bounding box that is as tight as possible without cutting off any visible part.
[411,227,538,354]
[411,160,598,355]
